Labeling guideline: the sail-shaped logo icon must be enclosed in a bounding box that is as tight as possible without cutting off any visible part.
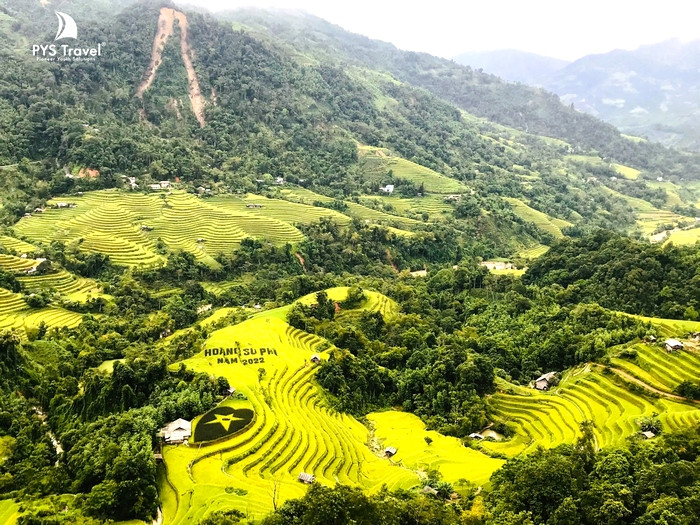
[54,11,77,41]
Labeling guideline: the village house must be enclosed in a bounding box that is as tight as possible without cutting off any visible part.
[421,486,438,496]
[246,203,263,209]
[379,184,394,194]
[310,354,321,364]
[384,447,397,457]
[123,176,138,190]
[534,372,557,391]
[24,258,48,275]
[274,177,285,185]
[298,472,315,484]
[641,430,656,439]
[468,432,484,440]
[159,180,172,189]
[443,194,462,202]
[196,304,213,315]
[665,339,684,351]
[223,386,236,396]
[54,202,69,209]
[160,419,192,444]
[148,183,162,191]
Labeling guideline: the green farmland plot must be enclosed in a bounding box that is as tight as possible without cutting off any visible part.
[0,288,84,337]
[485,366,700,457]
[503,198,572,239]
[11,191,307,268]
[11,190,422,268]
[160,288,496,523]
[0,500,20,525]
[358,145,469,194]
[0,235,38,254]
[278,187,420,231]
[610,343,700,392]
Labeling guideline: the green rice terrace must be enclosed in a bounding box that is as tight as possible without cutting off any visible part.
[357,145,469,194]
[158,287,501,523]
[154,288,700,523]
[0,252,101,337]
[9,189,425,269]
[483,316,700,458]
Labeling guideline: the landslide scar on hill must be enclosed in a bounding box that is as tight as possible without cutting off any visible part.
[135,7,206,128]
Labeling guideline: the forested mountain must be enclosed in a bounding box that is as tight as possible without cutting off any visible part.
[456,40,700,150]
[1,1,700,524]
[544,39,700,150]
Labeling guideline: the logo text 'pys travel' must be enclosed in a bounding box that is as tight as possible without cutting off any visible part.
[32,12,104,62]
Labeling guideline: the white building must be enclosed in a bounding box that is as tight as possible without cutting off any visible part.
[160,418,192,444]
[380,184,394,194]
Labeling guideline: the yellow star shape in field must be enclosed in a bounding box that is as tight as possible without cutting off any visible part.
[206,413,245,431]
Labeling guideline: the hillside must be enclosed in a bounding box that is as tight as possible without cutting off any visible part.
[225,9,700,176]
[1,2,700,525]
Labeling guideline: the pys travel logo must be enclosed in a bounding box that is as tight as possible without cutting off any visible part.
[32,11,105,62]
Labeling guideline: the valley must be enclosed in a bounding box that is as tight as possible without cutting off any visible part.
[0,1,699,525]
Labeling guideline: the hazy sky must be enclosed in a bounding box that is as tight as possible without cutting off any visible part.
[178,0,700,61]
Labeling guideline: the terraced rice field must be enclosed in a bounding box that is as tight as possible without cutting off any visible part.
[160,289,497,523]
[0,500,20,525]
[277,188,419,231]
[629,315,700,338]
[610,343,700,392]
[664,227,700,246]
[369,195,454,220]
[503,198,572,239]
[11,190,318,267]
[0,254,36,272]
[18,270,101,301]
[206,194,351,227]
[484,366,700,457]
[367,411,503,485]
[612,163,641,180]
[518,244,550,259]
[358,145,468,194]
[0,288,84,336]
[0,235,38,254]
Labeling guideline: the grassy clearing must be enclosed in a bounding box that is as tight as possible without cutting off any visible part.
[368,411,503,485]
[358,145,468,194]
[503,198,571,239]
[484,365,700,457]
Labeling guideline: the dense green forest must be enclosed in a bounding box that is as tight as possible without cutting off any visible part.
[1,0,700,524]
